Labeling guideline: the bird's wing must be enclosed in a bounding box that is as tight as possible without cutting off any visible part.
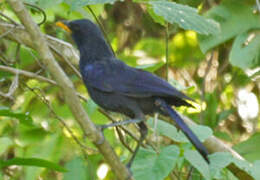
[81,60,192,101]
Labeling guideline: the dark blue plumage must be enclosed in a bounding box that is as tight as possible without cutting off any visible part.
[63,19,209,165]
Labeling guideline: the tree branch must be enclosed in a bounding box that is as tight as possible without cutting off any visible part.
[6,1,132,179]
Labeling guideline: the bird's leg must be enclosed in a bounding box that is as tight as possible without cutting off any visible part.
[99,119,143,130]
[153,113,159,148]
[127,121,148,168]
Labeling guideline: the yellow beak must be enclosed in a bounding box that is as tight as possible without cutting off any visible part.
[56,21,72,33]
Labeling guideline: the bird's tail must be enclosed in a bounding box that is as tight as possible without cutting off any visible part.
[156,99,209,163]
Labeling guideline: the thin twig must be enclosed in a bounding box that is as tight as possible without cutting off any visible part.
[116,127,134,153]
[0,26,15,39]
[200,52,213,123]
[98,108,140,142]
[86,6,116,56]
[23,2,46,26]
[0,65,57,85]
[25,85,97,153]
[23,83,97,180]
[165,23,169,81]
[49,43,82,78]
[0,12,18,25]
[186,167,194,180]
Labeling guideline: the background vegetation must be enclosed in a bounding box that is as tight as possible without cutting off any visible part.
[0,0,260,179]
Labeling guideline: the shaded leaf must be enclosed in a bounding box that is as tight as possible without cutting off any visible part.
[198,1,260,53]
[251,160,260,179]
[64,157,91,180]
[209,152,233,178]
[184,150,210,180]
[132,145,179,180]
[233,133,260,162]
[230,32,260,69]
[147,119,212,143]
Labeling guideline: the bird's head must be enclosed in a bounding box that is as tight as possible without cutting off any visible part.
[56,19,113,61]
[56,19,102,37]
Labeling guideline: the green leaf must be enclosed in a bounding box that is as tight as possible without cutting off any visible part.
[150,1,220,35]
[64,157,90,180]
[184,150,210,179]
[70,0,116,9]
[251,160,260,179]
[218,109,234,122]
[233,133,260,162]
[0,137,13,156]
[147,119,212,143]
[229,32,260,69]
[0,106,34,126]
[0,158,67,172]
[132,145,179,180]
[147,118,186,142]
[209,152,233,178]
[198,1,260,53]
[136,62,165,72]
[147,6,165,26]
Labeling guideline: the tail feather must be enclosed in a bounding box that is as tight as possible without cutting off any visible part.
[157,99,209,163]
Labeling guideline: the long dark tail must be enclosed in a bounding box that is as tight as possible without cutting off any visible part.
[156,99,209,163]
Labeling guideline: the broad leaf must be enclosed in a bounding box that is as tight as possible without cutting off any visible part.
[132,145,179,180]
[0,158,67,172]
[136,62,165,72]
[184,150,210,180]
[233,133,260,162]
[209,152,233,178]
[64,157,91,180]
[252,161,260,179]
[150,1,220,35]
[70,0,117,9]
[198,0,260,53]
[147,119,212,142]
[0,106,34,126]
[230,31,260,69]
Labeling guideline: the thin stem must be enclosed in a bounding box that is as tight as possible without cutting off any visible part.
[86,6,116,56]
[165,23,169,81]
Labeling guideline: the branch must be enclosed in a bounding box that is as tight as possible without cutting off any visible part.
[0,65,57,85]
[6,1,132,179]
[0,16,253,180]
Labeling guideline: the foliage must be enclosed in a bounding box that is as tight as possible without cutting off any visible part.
[0,0,260,179]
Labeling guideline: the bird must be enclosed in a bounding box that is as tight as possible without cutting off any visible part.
[56,19,209,167]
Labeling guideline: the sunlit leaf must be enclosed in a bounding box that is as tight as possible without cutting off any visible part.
[136,62,165,72]
[70,0,117,9]
[0,106,34,126]
[0,137,13,156]
[150,1,220,35]
[0,158,67,172]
